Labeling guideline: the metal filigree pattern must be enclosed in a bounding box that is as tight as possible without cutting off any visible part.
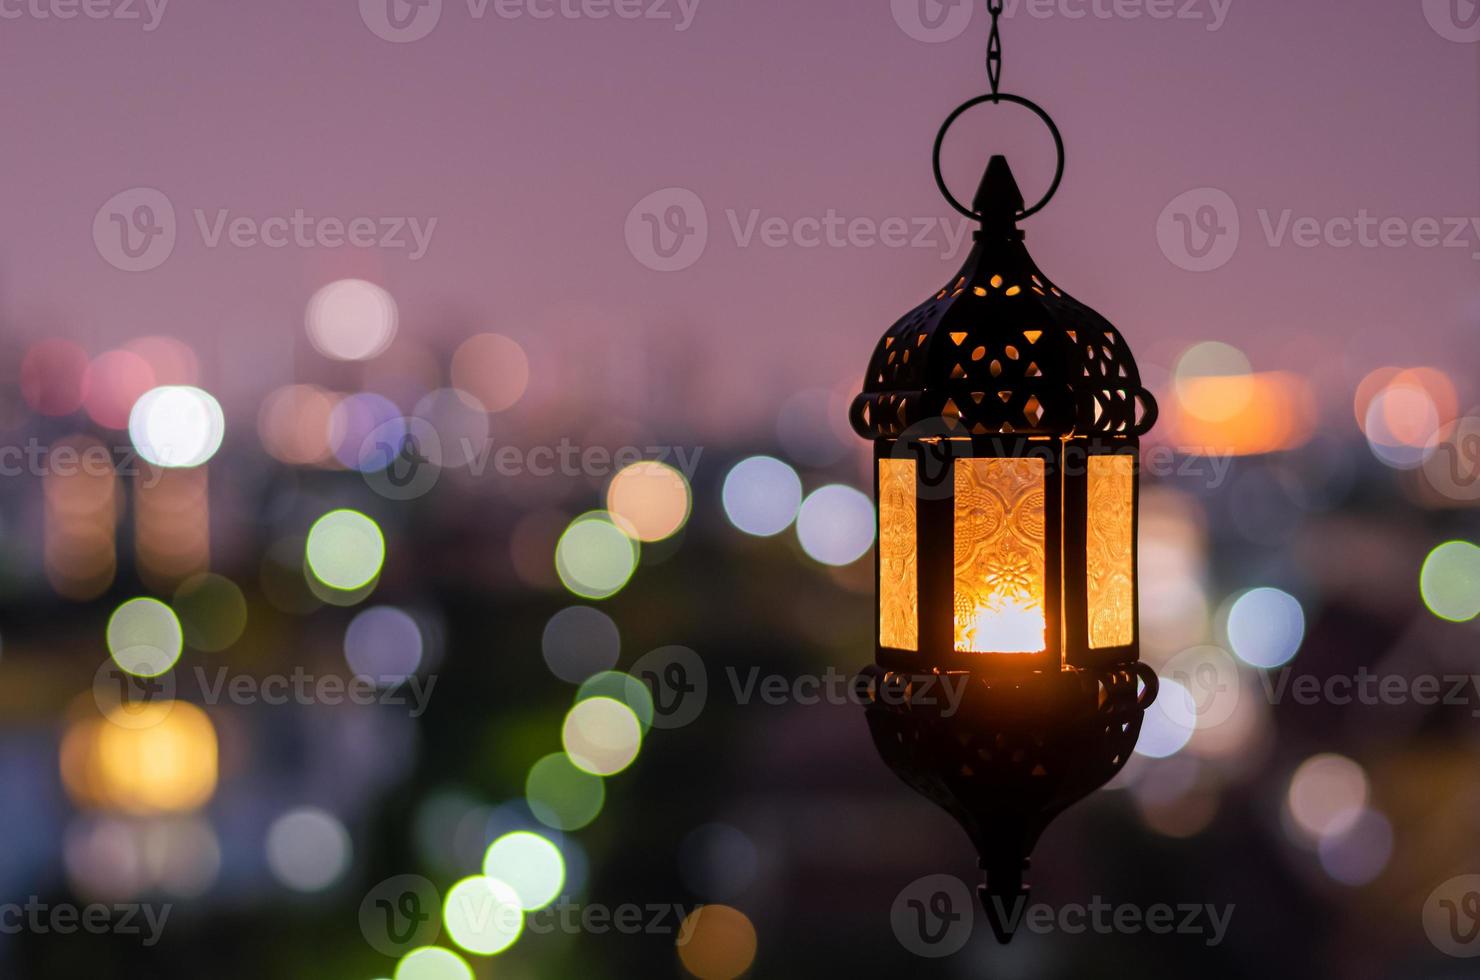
[954,458,1046,653]
[878,459,918,651]
[849,234,1158,442]
[1087,455,1134,649]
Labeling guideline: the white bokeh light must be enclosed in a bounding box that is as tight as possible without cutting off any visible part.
[1226,587,1305,669]
[1135,678,1196,759]
[722,456,803,537]
[265,807,352,892]
[128,386,225,468]
[306,279,398,361]
[796,484,875,566]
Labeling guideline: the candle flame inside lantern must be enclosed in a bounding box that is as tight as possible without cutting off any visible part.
[960,591,1046,654]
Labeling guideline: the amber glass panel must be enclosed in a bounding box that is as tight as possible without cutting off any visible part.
[878,458,917,650]
[1087,454,1135,649]
[954,458,1046,653]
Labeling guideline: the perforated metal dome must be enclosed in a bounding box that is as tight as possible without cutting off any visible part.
[850,156,1157,442]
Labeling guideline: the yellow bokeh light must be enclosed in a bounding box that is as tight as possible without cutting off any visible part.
[562,697,643,776]
[61,701,218,815]
[106,597,183,678]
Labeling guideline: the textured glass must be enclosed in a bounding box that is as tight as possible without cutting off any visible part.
[878,459,917,650]
[1087,454,1135,649]
[954,458,1046,654]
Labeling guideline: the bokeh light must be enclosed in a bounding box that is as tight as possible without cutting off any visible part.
[172,574,247,652]
[562,697,643,776]
[525,753,605,831]
[305,279,398,361]
[345,605,424,681]
[1286,754,1368,842]
[679,824,759,902]
[1225,588,1305,669]
[450,333,530,413]
[129,386,226,468]
[328,392,405,471]
[1135,677,1196,759]
[395,946,474,980]
[576,671,655,733]
[606,461,692,542]
[796,485,875,566]
[1317,808,1392,886]
[443,876,523,956]
[306,509,386,591]
[83,349,156,429]
[555,512,638,600]
[722,456,803,537]
[676,905,758,980]
[265,807,352,892]
[21,338,90,416]
[541,606,620,684]
[258,384,337,465]
[106,597,183,677]
[1420,540,1480,622]
[61,702,218,815]
[483,831,566,911]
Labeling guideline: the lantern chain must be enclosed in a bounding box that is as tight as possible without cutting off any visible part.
[986,0,1004,99]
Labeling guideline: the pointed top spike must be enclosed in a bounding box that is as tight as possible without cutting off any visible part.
[973,155,1025,230]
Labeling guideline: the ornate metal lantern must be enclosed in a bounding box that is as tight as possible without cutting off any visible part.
[852,3,1160,944]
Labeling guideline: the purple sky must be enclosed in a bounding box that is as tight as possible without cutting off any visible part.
[0,0,1475,436]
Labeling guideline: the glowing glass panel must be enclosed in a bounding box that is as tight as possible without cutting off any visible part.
[878,458,917,650]
[954,458,1046,654]
[1087,454,1135,649]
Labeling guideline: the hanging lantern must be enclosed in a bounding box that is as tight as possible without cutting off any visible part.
[852,1,1159,944]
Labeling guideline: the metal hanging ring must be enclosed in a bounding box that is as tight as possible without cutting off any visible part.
[932,93,1065,222]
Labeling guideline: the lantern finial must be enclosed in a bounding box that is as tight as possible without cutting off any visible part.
[972,154,1024,233]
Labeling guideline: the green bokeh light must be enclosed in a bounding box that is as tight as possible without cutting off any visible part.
[106,597,183,677]
[394,947,473,980]
[525,753,605,831]
[483,831,566,911]
[1421,540,1480,622]
[575,671,655,733]
[305,509,386,591]
[554,512,638,600]
[172,573,248,652]
[442,876,523,956]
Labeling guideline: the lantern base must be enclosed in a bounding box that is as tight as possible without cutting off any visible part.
[859,662,1156,945]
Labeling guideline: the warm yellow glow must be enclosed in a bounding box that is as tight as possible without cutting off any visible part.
[877,458,917,650]
[1168,371,1316,456]
[60,701,218,815]
[1087,454,1135,649]
[954,458,1046,654]
[962,593,1046,654]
